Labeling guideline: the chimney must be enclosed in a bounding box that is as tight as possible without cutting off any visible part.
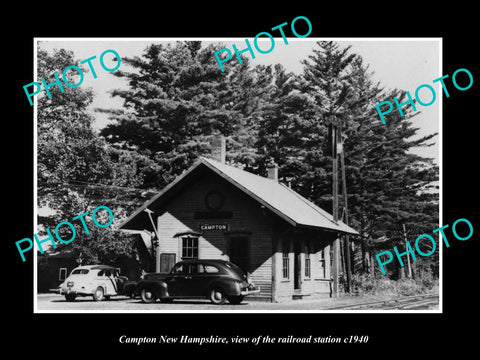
[210,135,226,164]
[267,162,278,182]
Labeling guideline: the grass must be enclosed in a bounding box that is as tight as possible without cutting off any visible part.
[347,273,439,297]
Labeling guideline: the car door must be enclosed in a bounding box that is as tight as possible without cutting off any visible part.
[103,269,118,295]
[165,263,187,297]
[187,263,209,297]
[166,263,206,298]
[95,269,116,295]
[92,270,107,293]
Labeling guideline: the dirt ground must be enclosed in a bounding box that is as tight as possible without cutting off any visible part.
[36,292,439,312]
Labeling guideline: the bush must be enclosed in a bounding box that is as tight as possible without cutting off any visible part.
[396,279,422,296]
[349,272,438,297]
[417,268,436,288]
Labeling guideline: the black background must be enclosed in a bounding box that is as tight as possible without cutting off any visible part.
[5,5,477,356]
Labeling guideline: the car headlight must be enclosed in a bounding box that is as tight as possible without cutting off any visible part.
[67,281,74,287]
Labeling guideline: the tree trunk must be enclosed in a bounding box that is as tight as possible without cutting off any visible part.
[368,251,375,275]
[361,238,368,273]
[350,241,355,274]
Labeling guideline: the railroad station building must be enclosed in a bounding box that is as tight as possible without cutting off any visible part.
[120,155,358,302]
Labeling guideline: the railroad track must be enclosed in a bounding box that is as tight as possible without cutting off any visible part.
[326,293,439,310]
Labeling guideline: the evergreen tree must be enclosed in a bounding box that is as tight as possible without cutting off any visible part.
[253,63,325,193]
[297,41,439,278]
[100,41,262,188]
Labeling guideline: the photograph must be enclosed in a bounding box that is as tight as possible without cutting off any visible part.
[32,38,440,313]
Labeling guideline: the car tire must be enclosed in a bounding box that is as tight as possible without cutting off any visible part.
[93,287,105,301]
[209,288,226,305]
[65,294,76,302]
[227,296,244,305]
[141,289,156,304]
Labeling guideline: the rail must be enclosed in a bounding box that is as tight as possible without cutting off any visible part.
[325,293,439,310]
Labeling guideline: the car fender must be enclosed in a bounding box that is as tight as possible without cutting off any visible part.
[95,283,108,295]
[136,280,168,298]
[207,279,240,296]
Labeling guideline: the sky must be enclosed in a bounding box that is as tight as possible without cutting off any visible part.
[37,38,441,164]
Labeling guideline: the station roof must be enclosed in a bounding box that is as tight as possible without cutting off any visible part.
[119,157,359,236]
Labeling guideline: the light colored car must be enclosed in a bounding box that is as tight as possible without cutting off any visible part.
[59,265,134,302]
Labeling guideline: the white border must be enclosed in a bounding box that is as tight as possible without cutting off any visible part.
[33,37,39,311]
[33,37,442,314]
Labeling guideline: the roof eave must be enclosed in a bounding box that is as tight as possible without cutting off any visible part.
[120,157,360,236]
[296,222,360,236]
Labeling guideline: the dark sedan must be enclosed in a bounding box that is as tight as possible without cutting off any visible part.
[135,259,260,305]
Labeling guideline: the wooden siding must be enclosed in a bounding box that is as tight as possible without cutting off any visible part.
[154,173,275,300]
[272,228,335,302]
[151,169,339,302]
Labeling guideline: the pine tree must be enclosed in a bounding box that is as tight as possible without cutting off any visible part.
[253,63,325,193]
[100,41,262,188]
[297,41,439,278]
[327,50,439,277]
[293,41,360,208]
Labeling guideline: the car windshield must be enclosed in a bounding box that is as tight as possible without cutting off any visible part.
[71,269,89,275]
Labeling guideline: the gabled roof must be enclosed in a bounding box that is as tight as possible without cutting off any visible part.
[119,157,359,235]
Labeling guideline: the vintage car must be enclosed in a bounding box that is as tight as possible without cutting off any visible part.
[135,259,260,305]
[59,265,136,302]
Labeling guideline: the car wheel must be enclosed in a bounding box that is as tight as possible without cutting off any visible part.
[209,288,226,305]
[93,287,105,301]
[140,289,156,304]
[65,294,76,302]
[227,296,244,305]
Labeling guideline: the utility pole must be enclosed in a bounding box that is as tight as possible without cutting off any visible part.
[339,123,352,293]
[331,123,340,298]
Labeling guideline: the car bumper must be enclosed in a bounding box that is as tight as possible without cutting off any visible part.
[240,286,261,296]
[59,289,91,296]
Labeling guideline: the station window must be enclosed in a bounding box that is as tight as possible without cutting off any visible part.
[305,241,311,278]
[59,268,67,281]
[319,248,326,278]
[182,236,198,259]
[282,238,290,279]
